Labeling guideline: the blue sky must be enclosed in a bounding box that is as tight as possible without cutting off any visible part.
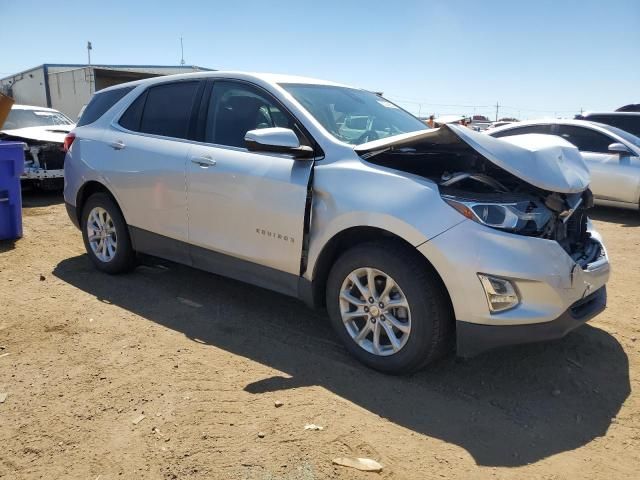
[1,0,638,119]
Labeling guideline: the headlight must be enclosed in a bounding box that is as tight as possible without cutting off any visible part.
[443,196,551,233]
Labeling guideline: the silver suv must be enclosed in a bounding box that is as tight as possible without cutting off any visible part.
[63,72,610,373]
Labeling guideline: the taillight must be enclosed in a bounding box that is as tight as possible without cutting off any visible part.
[63,132,76,152]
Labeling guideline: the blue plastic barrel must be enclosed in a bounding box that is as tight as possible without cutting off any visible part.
[0,141,25,240]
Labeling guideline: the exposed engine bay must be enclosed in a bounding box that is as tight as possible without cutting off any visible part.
[358,125,602,269]
[0,131,67,190]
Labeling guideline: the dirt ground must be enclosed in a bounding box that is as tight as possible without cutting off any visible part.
[0,191,639,480]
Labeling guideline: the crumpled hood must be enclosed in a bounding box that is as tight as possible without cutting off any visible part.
[0,125,75,143]
[355,124,590,194]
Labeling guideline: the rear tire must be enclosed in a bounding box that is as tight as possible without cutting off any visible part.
[81,193,136,274]
[326,241,452,374]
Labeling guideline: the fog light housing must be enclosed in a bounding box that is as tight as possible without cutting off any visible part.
[478,274,520,313]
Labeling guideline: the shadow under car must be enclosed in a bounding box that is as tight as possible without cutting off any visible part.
[53,254,630,467]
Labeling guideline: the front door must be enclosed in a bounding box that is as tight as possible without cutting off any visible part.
[186,80,314,293]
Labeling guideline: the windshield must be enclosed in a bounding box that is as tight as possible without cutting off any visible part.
[281,83,428,145]
[3,109,73,130]
[599,123,640,148]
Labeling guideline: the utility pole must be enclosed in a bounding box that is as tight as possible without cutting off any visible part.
[495,101,499,122]
[180,37,185,66]
[87,41,93,94]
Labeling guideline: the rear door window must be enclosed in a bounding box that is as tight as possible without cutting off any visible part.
[77,87,134,126]
[135,81,201,139]
[491,124,553,138]
[556,125,613,153]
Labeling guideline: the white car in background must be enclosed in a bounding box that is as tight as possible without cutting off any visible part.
[488,119,640,210]
[0,104,75,189]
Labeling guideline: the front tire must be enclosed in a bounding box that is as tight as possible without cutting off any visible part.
[326,241,452,374]
[81,193,136,274]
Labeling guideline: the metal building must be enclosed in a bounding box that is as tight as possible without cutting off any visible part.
[0,64,212,119]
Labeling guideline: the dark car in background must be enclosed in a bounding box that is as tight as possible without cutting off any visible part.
[575,112,640,137]
[616,104,640,112]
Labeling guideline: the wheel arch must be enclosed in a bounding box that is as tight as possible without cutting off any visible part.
[306,226,453,314]
[75,181,125,227]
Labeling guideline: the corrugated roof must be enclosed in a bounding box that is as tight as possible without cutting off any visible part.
[1,64,213,81]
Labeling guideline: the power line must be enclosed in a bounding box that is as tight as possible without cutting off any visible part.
[384,91,581,116]
[499,104,578,113]
[386,97,491,108]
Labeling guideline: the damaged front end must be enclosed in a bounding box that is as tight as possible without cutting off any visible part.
[356,124,603,268]
[0,128,69,189]
[439,180,600,269]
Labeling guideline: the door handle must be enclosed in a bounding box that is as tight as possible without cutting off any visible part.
[110,140,126,150]
[191,156,217,167]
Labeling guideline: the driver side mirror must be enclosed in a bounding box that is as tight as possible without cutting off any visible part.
[244,128,314,158]
[608,142,632,156]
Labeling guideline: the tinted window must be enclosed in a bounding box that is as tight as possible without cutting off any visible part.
[586,114,615,123]
[587,115,640,137]
[77,87,134,127]
[600,124,640,148]
[491,124,553,138]
[118,91,147,131]
[138,81,200,139]
[206,81,296,148]
[556,125,613,153]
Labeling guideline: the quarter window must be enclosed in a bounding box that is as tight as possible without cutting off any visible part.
[205,81,297,148]
[130,81,200,139]
[556,126,613,153]
[77,86,134,127]
[118,91,147,131]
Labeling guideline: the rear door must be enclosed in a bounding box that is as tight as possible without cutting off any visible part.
[102,80,202,260]
[554,125,639,204]
[186,80,314,292]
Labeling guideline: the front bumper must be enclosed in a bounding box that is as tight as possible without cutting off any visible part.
[457,286,606,357]
[417,218,610,356]
[22,167,64,180]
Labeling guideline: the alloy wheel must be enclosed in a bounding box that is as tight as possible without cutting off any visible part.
[86,207,117,263]
[339,267,412,356]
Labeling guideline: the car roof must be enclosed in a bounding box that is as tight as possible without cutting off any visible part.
[12,104,61,112]
[499,118,626,128]
[488,118,603,132]
[97,71,357,94]
[580,111,640,117]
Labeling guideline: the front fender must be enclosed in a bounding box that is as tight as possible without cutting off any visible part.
[305,158,464,280]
